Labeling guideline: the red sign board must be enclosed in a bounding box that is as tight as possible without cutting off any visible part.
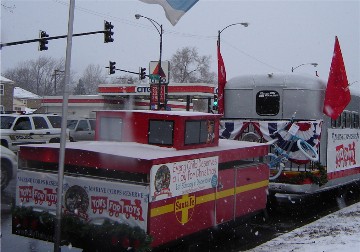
[150,84,166,104]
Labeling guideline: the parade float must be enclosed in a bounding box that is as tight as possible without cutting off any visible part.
[13,110,270,250]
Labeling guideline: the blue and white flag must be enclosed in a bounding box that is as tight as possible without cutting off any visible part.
[139,0,199,26]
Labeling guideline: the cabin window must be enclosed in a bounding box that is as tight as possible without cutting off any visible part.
[185,120,214,145]
[256,90,280,116]
[148,120,174,145]
[99,117,123,141]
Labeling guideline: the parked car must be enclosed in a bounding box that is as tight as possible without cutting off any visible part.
[1,146,18,190]
[0,113,68,152]
[67,118,96,141]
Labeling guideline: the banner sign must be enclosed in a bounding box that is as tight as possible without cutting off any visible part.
[150,156,219,202]
[16,170,149,231]
[327,128,359,173]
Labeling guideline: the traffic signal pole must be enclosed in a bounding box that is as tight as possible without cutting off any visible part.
[54,0,75,251]
[106,66,147,77]
[0,30,107,49]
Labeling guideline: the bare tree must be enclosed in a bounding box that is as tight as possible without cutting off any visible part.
[108,73,146,85]
[73,79,86,95]
[170,46,216,83]
[1,2,15,13]
[3,56,70,96]
[79,64,107,94]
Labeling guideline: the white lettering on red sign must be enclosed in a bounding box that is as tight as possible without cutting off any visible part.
[89,196,144,221]
[19,186,33,202]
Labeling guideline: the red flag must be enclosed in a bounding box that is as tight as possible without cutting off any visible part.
[323,36,350,120]
[217,41,227,114]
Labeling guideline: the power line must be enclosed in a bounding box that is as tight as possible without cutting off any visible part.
[52,0,283,71]
[221,40,285,72]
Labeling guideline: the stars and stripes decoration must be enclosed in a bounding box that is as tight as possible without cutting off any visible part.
[220,120,322,164]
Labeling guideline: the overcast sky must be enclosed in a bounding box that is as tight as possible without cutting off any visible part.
[1,0,359,86]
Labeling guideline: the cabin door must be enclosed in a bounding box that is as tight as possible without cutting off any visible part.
[215,168,235,224]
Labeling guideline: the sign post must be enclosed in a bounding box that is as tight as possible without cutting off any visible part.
[149,61,170,110]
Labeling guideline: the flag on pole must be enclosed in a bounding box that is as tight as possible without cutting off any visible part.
[323,36,350,120]
[217,41,227,114]
[139,0,199,26]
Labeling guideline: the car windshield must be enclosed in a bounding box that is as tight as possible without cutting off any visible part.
[0,116,16,129]
[67,120,78,130]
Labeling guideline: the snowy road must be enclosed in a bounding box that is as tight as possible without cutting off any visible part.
[246,200,360,252]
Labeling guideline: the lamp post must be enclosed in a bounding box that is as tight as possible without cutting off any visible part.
[291,63,318,72]
[135,14,164,110]
[217,22,248,114]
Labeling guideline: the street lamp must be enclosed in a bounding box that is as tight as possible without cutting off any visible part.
[217,22,248,114]
[218,22,249,45]
[291,63,318,72]
[135,14,164,110]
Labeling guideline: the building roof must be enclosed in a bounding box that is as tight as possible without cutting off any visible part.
[0,76,14,84]
[14,87,40,99]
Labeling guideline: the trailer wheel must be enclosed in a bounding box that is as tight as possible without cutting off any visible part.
[241,132,261,142]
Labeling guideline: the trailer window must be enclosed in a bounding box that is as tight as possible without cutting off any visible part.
[256,90,280,116]
[148,120,174,145]
[353,112,359,128]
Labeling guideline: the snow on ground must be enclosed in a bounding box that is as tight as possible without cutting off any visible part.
[246,201,360,252]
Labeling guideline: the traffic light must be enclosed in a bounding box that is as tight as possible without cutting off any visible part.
[109,61,116,75]
[139,67,146,80]
[104,21,114,43]
[213,95,218,110]
[39,30,49,51]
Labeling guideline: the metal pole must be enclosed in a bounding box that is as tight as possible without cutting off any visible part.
[54,0,75,251]
[158,25,162,110]
[0,30,105,49]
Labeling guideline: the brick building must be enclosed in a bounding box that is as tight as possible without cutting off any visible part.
[0,76,15,113]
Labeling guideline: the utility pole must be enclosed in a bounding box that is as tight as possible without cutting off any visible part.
[53,69,65,95]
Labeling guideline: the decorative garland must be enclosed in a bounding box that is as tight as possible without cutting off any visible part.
[276,162,328,186]
[12,206,153,252]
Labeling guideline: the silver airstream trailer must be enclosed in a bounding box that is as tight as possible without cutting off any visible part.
[221,73,360,205]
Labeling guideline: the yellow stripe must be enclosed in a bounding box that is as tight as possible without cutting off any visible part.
[196,193,215,204]
[150,179,268,218]
[235,180,269,194]
[216,188,235,199]
[150,203,174,217]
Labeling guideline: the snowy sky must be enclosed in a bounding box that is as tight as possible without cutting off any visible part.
[1,0,359,87]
